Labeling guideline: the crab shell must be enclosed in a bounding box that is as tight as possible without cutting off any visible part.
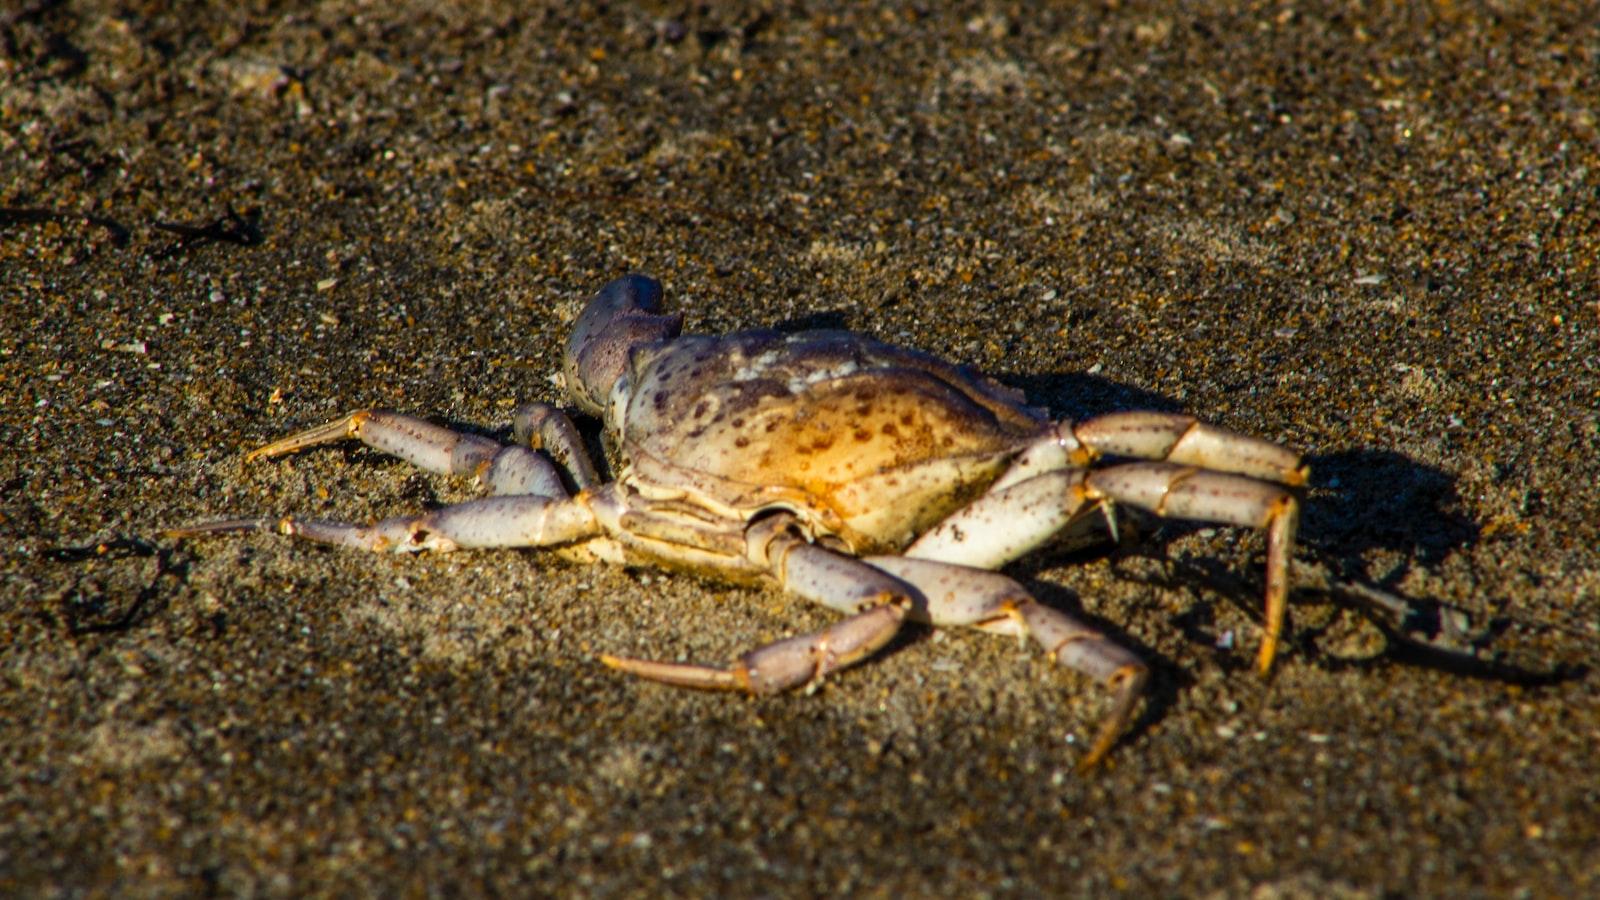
[607,326,1052,556]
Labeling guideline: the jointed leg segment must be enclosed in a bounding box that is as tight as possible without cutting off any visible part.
[601,515,914,694]
[867,556,1148,769]
[600,602,907,694]
[994,412,1308,491]
[1083,463,1299,673]
[1072,411,1308,485]
[169,408,608,551]
[245,408,571,499]
[513,402,602,490]
[167,494,601,553]
[912,414,1305,675]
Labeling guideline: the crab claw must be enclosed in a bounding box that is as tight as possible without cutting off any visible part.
[563,274,683,416]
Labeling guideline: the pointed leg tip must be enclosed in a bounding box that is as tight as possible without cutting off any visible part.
[1256,620,1284,675]
[1077,703,1137,773]
[597,653,745,691]
[243,441,291,463]
[1076,663,1148,773]
[1256,646,1278,678]
[1076,743,1113,774]
[598,652,657,675]
[244,440,298,462]
[163,518,273,539]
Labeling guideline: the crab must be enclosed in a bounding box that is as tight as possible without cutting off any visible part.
[172,274,1307,768]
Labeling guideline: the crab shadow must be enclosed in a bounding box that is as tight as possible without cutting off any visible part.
[1299,447,1478,564]
[771,310,853,333]
[1002,371,1188,421]
[1280,450,1579,683]
[37,537,191,641]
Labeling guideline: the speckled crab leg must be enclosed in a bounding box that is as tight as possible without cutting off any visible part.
[907,471,1094,570]
[1090,463,1298,674]
[601,516,913,694]
[866,556,1148,771]
[243,408,571,499]
[167,492,603,553]
[512,402,603,490]
[992,413,1309,492]
[909,464,1299,674]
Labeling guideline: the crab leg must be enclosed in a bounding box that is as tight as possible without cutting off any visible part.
[1086,463,1299,674]
[993,413,1308,492]
[909,464,1299,674]
[601,516,914,694]
[245,408,570,499]
[866,556,1147,770]
[907,470,1094,569]
[168,494,602,553]
[1075,413,1309,484]
[512,402,602,490]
